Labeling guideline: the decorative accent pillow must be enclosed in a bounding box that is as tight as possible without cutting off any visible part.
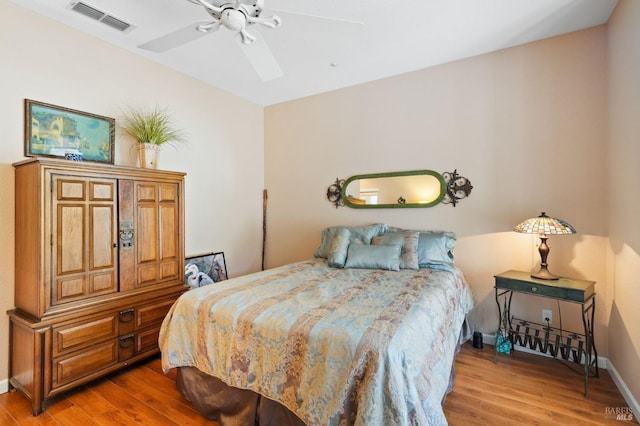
[371,231,419,270]
[386,227,456,270]
[344,244,401,271]
[417,231,456,270]
[327,228,351,268]
[314,223,388,259]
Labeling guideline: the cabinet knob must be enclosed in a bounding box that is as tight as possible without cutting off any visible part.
[531,286,538,292]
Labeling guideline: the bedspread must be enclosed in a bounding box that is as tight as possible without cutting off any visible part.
[159,259,474,425]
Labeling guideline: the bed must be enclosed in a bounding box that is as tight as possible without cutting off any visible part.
[159,225,475,425]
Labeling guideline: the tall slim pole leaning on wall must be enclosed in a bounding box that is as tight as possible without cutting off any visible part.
[262,189,268,271]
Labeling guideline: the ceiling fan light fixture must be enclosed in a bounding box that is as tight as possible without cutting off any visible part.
[221,9,247,31]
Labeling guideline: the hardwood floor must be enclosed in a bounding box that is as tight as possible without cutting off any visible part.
[0,357,216,426]
[0,343,635,425]
[444,344,636,425]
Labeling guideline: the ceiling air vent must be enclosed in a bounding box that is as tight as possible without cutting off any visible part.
[100,15,131,32]
[67,2,134,33]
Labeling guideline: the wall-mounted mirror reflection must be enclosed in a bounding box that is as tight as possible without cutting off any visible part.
[342,170,446,208]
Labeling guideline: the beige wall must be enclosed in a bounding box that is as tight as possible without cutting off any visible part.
[267,13,640,407]
[2,0,637,411]
[266,28,611,358]
[607,0,640,408]
[0,0,265,388]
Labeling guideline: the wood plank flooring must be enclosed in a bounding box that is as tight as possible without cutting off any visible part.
[444,344,636,425]
[0,343,635,425]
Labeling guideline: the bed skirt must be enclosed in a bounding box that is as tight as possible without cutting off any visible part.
[175,319,472,426]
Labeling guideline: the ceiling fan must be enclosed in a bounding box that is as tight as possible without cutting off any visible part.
[138,0,362,81]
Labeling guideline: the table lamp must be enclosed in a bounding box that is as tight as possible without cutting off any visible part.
[514,212,576,280]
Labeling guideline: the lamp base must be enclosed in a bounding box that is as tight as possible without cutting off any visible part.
[531,265,559,280]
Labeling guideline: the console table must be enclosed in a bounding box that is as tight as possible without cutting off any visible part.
[494,270,598,397]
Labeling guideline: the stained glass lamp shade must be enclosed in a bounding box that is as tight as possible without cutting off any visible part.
[514,212,576,280]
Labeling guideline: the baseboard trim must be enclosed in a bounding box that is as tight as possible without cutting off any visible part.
[607,360,640,421]
[483,333,638,421]
[0,379,8,395]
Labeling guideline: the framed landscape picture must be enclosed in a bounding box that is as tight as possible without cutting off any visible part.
[185,252,228,289]
[24,99,115,164]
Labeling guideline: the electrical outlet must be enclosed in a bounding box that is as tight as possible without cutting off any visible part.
[542,309,552,324]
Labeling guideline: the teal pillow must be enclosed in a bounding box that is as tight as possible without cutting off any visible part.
[327,229,351,268]
[314,224,387,259]
[344,244,401,271]
[417,231,456,270]
[386,227,456,270]
[371,231,419,270]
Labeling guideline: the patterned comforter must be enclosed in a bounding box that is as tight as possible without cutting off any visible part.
[159,259,475,425]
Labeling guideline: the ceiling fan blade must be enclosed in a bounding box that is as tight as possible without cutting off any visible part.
[236,31,283,81]
[138,21,219,53]
[270,9,364,36]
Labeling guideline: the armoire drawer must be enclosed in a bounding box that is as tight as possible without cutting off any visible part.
[137,326,163,354]
[117,325,163,362]
[53,313,118,356]
[136,298,175,329]
[52,340,118,389]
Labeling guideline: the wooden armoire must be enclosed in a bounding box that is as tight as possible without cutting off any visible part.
[8,158,186,415]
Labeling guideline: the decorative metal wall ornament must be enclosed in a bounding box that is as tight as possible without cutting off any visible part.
[441,169,473,207]
[326,178,345,208]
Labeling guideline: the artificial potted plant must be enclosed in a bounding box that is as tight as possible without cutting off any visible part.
[119,105,187,168]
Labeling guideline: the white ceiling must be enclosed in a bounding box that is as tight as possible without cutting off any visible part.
[9,0,618,106]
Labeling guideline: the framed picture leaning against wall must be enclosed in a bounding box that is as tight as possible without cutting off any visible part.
[185,252,228,289]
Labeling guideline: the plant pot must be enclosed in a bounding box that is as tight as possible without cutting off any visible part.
[137,143,161,169]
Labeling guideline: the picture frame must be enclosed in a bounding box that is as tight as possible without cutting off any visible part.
[24,99,115,164]
[185,252,228,289]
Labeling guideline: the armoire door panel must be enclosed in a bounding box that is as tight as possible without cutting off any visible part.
[54,276,86,304]
[57,204,85,275]
[158,184,177,202]
[89,272,116,295]
[131,181,182,287]
[53,175,117,306]
[159,204,178,260]
[137,205,158,263]
[136,184,157,203]
[160,261,178,280]
[89,181,114,201]
[57,179,85,201]
[90,205,114,270]
[137,265,158,286]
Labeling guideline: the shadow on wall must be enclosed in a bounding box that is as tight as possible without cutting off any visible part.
[608,302,640,416]
[456,232,608,354]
